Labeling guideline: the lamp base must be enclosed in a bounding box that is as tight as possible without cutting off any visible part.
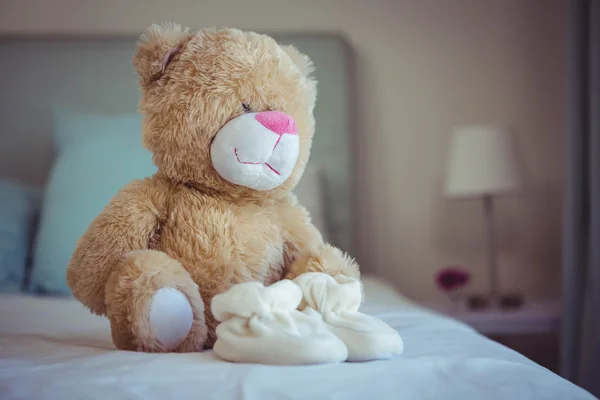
[467,293,524,311]
[499,293,524,309]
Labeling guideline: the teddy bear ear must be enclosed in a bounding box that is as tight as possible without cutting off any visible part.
[133,22,192,83]
[282,45,315,78]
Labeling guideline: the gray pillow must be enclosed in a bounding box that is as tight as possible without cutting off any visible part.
[293,166,330,242]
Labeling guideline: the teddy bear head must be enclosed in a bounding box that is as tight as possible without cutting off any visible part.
[132,23,317,197]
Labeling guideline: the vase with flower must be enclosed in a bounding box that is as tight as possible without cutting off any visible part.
[435,267,470,311]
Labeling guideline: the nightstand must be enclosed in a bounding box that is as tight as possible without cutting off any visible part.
[433,300,561,335]
[428,299,562,372]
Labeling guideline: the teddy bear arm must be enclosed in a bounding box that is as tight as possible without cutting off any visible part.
[66,179,168,316]
[284,243,360,281]
[280,200,360,280]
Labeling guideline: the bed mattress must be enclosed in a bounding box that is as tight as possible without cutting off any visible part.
[0,276,594,400]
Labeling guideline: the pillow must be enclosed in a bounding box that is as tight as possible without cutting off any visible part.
[53,108,143,153]
[28,112,156,294]
[0,180,41,292]
[293,166,330,242]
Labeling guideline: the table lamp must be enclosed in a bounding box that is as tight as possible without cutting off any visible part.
[444,124,523,309]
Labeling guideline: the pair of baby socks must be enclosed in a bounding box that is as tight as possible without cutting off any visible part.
[211,272,404,365]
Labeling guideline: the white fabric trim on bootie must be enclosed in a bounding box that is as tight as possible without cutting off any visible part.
[211,280,348,365]
[294,273,404,362]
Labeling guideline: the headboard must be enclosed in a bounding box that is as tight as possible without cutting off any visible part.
[0,33,355,252]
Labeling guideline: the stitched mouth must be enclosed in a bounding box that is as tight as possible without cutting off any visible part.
[234,148,281,176]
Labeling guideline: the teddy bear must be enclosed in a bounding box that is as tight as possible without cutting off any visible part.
[65,23,361,353]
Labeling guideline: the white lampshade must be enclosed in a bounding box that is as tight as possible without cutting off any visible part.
[444,125,523,198]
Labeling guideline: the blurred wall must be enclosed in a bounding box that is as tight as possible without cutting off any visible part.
[0,0,566,303]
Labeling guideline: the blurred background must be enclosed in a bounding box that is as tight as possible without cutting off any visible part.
[1,0,597,392]
[0,0,565,302]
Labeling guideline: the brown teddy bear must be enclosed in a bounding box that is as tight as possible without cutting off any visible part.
[66,23,360,353]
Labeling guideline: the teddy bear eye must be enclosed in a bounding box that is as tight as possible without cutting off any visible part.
[242,103,252,113]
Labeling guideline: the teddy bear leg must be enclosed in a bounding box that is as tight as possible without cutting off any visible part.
[105,250,208,353]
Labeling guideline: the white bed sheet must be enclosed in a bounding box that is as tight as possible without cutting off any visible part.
[0,276,594,400]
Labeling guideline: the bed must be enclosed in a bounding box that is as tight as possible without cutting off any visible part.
[0,276,593,400]
[0,33,595,400]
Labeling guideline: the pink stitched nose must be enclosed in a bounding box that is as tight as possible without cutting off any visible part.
[255,111,298,135]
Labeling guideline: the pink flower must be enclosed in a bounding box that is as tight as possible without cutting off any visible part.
[435,267,470,292]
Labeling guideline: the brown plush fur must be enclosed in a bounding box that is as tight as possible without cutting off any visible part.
[66,23,360,353]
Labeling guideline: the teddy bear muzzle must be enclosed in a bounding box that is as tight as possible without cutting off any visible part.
[210,111,300,191]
